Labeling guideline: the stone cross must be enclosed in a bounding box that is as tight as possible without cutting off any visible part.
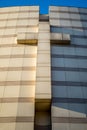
[17,20,70,112]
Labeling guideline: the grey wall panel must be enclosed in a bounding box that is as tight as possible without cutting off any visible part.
[79,8,87,13]
[71,21,82,28]
[76,48,87,56]
[71,37,87,45]
[51,58,64,67]
[82,87,87,98]
[72,28,85,36]
[62,27,73,35]
[50,27,63,33]
[52,45,87,57]
[50,12,60,18]
[60,13,70,19]
[84,30,87,36]
[51,46,63,54]
[69,7,79,13]
[58,7,69,12]
[52,85,84,99]
[63,47,76,55]
[64,59,78,68]
[65,71,80,82]
[51,26,73,35]
[60,20,71,27]
[52,46,76,55]
[82,21,87,27]
[67,86,83,98]
[70,14,80,20]
[52,86,67,98]
[79,72,87,82]
[80,15,87,20]
[85,104,87,116]
[78,59,87,68]
[52,71,66,81]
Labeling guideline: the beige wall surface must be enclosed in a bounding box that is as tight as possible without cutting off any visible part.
[0,6,39,130]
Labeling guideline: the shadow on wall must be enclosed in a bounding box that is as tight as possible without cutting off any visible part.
[52,102,87,117]
[51,26,84,35]
[51,25,87,118]
[51,26,87,45]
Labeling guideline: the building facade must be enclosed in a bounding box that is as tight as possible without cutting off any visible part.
[0,6,87,130]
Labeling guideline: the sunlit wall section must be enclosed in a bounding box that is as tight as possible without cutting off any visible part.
[0,6,39,130]
[49,6,87,130]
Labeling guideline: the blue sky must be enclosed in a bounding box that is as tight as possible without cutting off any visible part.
[0,0,87,14]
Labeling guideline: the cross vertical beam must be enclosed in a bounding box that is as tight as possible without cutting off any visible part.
[36,22,51,100]
[35,22,51,130]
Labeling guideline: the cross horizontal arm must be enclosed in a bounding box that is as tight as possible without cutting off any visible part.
[17,32,38,44]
